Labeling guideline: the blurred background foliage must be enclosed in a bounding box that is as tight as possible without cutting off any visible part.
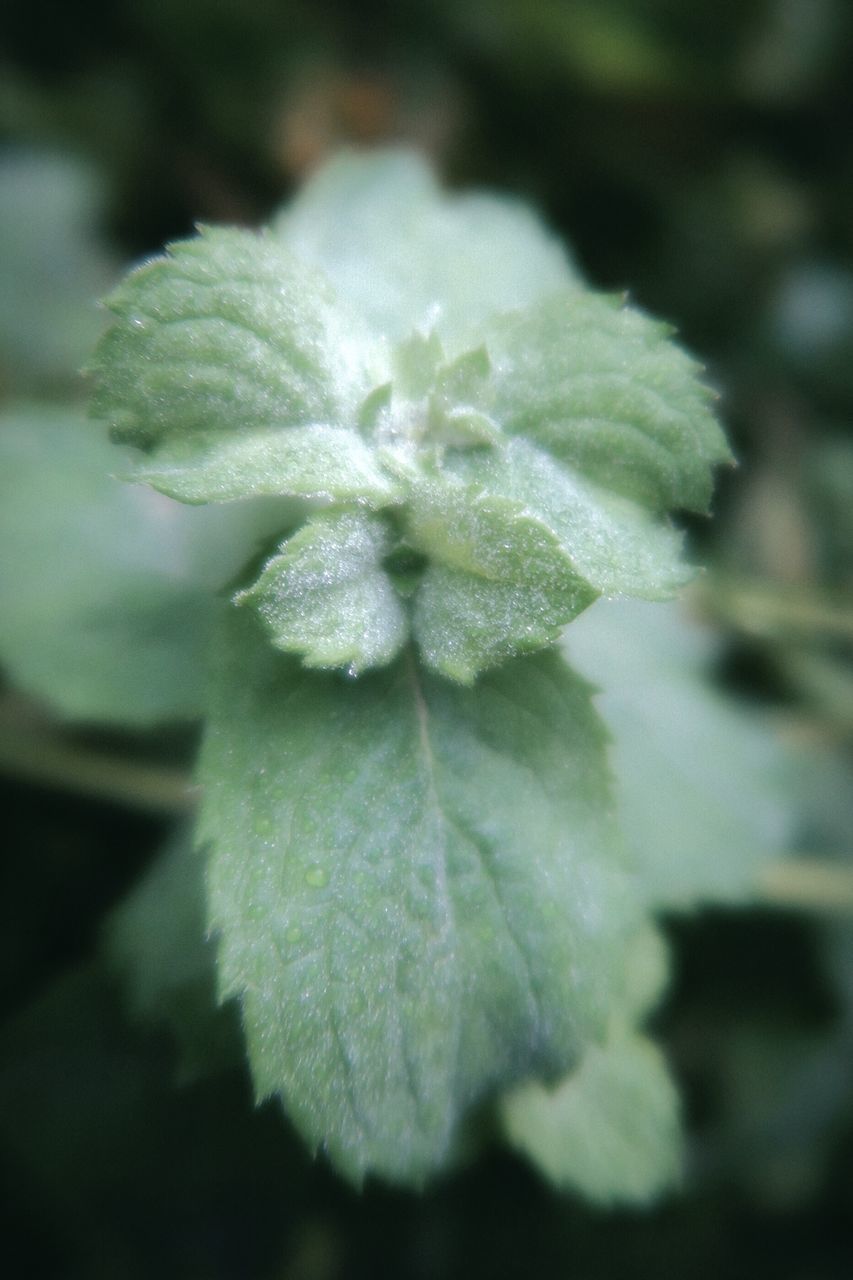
[1,0,853,1276]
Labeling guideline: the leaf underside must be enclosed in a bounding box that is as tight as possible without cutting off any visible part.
[134,425,397,507]
[566,599,797,909]
[275,148,581,350]
[501,1029,682,1205]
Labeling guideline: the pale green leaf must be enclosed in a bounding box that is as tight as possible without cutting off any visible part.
[86,153,729,688]
[275,148,579,350]
[236,511,407,674]
[0,151,117,386]
[392,329,445,399]
[0,405,285,724]
[432,345,492,407]
[89,224,385,488]
[501,1029,681,1205]
[406,440,688,682]
[483,290,732,512]
[428,346,501,447]
[497,922,675,1202]
[406,470,596,683]
[133,424,397,507]
[363,335,500,454]
[200,609,638,1184]
[450,438,690,598]
[565,598,796,909]
[614,922,671,1026]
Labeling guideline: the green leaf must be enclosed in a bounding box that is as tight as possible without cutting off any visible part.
[428,346,502,447]
[406,470,597,683]
[363,335,501,455]
[103,829,241,1082]
[392,329,446,399]
[133,425,397,507]
[0,151,117,387]
[500,1029,681,1205]
[89,224,385,487]
[275,148,580,350]
[565,598,796,909]
[483,290,732,512]
[498,921,676,1202]
[236,511,407,674]
[450,438,690,597]
[0,404,283,724]
[406,440,688,682]
[199,608,638,1184]
[614,922,672,1026]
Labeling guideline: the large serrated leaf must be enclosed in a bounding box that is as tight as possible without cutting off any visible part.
[483,290,732,512]
[89,225,385,487]
[199,609,638,1184]
[275,148,580,349]
[236,510,407,673]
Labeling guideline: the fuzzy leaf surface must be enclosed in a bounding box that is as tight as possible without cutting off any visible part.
[237,511,406,673]
[449,437,690,597]
[89,226,384,494]
[134,425,397,507]
[200,610,637,1184]
[406,471,596,682]
[407,440,688,681]
[484,290,731,512]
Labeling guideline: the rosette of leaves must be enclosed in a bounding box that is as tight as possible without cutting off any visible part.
[89,150,732,1188]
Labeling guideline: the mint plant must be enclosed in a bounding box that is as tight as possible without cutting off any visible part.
[87,149,738,1191]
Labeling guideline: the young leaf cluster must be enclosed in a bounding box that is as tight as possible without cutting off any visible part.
[90,151,729,686]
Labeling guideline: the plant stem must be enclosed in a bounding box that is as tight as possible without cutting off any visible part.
[759,858,853,913]
[700,577,853,641]
[0,697,195,815]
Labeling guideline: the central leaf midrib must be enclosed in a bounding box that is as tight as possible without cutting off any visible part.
[402,650,465,1122]
[402,655,548,1095]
